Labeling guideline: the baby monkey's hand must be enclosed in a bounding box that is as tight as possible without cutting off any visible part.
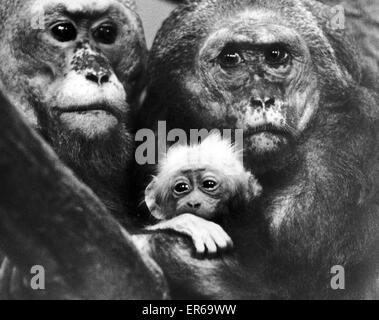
[146,214,233,257]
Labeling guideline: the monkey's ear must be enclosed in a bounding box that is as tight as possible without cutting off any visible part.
[145,178,165,220]
[248,175,263,199]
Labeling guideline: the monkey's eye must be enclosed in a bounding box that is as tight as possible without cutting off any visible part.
[174,182,190,194]
[202,179,218,191]
[93,24,118,44]
[264,45,290,67]
[218,47,244,68]
[51,23,77,42]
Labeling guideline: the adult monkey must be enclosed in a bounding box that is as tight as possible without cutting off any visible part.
[139,0,379,299]
[0,0,147,221]
[0,0,168,299]
[0,0,377,300]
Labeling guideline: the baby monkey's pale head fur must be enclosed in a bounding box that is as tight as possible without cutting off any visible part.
[145,134,262,220]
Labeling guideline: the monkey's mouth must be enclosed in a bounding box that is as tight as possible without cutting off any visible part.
[246,124,292,137]
[55,104,125,136]
[57,104,122,119]
[244,123,294,154]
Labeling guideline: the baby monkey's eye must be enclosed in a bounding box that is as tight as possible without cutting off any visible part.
[174,182,190,194]
[202,179,218,191]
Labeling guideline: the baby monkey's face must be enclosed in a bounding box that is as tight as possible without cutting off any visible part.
[169,169,230,219]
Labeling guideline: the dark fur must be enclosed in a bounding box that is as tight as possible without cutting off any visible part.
[0,0,149,298]
[0,0,147,216]
[140,0,379,299]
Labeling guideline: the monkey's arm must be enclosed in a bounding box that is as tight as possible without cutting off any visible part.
[148,136,379,299]
[147,232,268,300]
[147,96,379,300]
[146,214,233,256]
[260,102,379,298]
[0,90,168,299]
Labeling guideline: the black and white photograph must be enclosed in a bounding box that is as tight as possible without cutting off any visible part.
[0,0,378,306]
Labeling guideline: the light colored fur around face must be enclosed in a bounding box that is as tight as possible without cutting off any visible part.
[148,134,262,214]
[159,133,245,177]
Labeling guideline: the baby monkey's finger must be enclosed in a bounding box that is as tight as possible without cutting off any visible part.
[192,237,206,256]
[227,238,234,250]
[207,229,229,252]
[202,233,218,257]
[207,223,234,251]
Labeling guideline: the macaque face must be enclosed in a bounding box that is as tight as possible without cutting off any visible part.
[197,12,317,159]
[145,135,262,221]
[166,169,230,220]
[0,0,147,177]
[5,0,146,136]
[0,0,147,179]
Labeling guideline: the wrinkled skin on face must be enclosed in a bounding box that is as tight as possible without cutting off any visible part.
[144,134,263,221]
[0,0,147,183]
[149,168,250,220]
[140,0,379,299]
[161,169,232,219]
[196,14,320,171]
[141,0,360,174]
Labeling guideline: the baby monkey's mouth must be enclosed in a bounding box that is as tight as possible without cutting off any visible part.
[177,207,217,220]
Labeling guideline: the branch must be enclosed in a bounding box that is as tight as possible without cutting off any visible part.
[0,89,168,299]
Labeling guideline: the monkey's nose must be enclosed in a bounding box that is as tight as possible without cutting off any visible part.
[187,202,201,209]
[251,97,276,109]
[86,70,110,85]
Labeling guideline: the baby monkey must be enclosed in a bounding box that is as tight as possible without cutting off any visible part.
[145,134,262,256]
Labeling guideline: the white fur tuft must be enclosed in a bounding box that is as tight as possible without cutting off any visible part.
[158,133,245,177]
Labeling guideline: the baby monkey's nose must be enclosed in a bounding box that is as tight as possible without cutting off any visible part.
[187,202,201,209]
